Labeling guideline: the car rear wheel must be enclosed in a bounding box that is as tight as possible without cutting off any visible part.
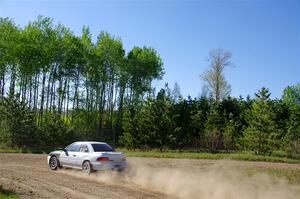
[49,156,58,170]
[82,161,92,175]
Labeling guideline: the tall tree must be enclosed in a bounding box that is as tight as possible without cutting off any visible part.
[220,97,243,150]
[0,18,20,98]
[94,32,125,131]
[282,83,300,106]
[190,97,210,151]
[0,97,37,147]
[243,87,276,154]
[282,83,300,154]
[202,48,232,102]
[171,82,182,102]
[204,102,224,151]
[127,46,164,107]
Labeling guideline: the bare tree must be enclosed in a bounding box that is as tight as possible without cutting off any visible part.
[201,48,232,102]
[171,82,182,102]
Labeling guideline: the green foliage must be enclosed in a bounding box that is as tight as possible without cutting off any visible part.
[171,99,194,149]
[120,88,173,151]
[204,104,224,151]
[119,108,141,148]
[243,88,277,154]
[282,83,300,154]
[127,46,164,105]
[38,112,76,147]
[285,106,300,153]
[151,88,173,151]
[0,97,37,148]
[282,83,300,106]
[0,16,299,158]
[0,16,164,150]
[223,113,238,150]
[120,83,300,157]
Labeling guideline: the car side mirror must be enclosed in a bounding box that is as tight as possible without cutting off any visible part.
[63,148,69,156]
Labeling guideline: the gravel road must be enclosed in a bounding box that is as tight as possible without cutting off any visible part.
[0,153,299,199]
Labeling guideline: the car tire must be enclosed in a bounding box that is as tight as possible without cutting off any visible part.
[49,156,59,170]
[82,161,92,175]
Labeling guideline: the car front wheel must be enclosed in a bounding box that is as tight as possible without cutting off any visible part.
[49,156,58,170]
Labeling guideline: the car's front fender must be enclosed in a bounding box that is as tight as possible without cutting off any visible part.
[48,151,62,164]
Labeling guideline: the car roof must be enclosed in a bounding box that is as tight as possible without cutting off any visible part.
[73,141,108,145]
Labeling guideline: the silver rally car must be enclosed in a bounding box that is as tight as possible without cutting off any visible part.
[47,141,127,174]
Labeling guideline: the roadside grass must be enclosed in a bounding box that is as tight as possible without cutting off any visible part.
[243,167,300,185]
[0,185,18,199]
[1,147,299,164]
[0,147,54,154]
[119,149,300,164]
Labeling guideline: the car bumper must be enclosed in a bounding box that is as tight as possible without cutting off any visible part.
[91,161,127,171]
[47,155,51,164]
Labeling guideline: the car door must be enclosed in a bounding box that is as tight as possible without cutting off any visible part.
[60,143,81,167]
[74,144,90,167]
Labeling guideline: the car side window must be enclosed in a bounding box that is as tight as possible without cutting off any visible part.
[65,143,81,152]
[79,144,89,153]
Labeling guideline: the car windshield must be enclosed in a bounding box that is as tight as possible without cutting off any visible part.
[65,143,81,152]
[91,143,115,152]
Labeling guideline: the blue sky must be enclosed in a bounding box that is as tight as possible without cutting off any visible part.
[0,0,299,99]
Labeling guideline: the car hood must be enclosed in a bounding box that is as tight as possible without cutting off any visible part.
[49,150,62,155]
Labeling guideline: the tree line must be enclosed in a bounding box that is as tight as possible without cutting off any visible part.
[121,84,300,155]
[0,16,299,156]
[0,16,163,148]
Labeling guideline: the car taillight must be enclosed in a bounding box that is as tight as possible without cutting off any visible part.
[97,157,110,161]
[122,156,126,161]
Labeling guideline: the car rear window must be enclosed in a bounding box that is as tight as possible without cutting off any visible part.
[91,144,115,152]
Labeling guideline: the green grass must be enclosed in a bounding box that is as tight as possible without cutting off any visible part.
[0,186,18,199]
[244,167,300,185]
[0,147,53,154]
[1,146,299,164]
[119,149,300,164]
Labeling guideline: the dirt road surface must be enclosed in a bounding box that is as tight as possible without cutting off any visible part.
[0,153,300,199]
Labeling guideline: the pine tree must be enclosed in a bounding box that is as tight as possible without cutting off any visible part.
[243,87,276,154]
[190,97,210,152]
[204,103,224,151]
[0,97,37,147]
[282,83,300,154]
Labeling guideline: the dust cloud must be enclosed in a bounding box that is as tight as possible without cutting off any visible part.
[60,160,300,199]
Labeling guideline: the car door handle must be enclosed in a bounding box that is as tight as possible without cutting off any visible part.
[73,155,76,157]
